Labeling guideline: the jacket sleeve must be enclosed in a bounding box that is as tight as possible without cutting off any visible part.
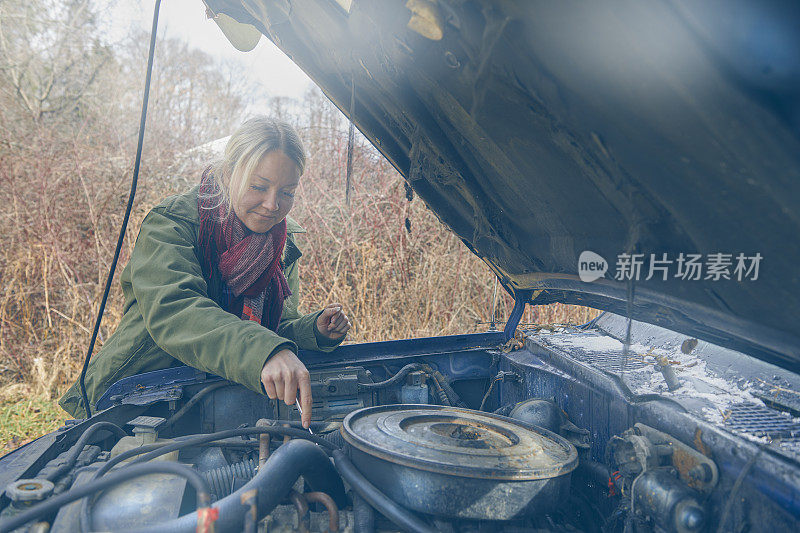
[129,207,295,395]
[276,244,344,352]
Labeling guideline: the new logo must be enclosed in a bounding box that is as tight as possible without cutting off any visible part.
[578,251,608,282]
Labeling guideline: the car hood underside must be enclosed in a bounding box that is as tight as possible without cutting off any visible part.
[205,0,800,373]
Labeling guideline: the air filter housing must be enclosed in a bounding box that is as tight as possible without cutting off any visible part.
[341,405,578,520]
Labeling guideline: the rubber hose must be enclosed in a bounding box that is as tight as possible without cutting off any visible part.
[203,458,257,500]
[577,459,611,486]
[353,492,376,533]
[332,450,436,533]
[322,429,346,449]
[358,364,423,390]
[427,373,451,406]
[127,427,334,467]
[45,422,127,481]
[430,370,467,408]
[129,439,346,533]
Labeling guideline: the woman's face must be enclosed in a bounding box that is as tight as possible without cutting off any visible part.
[232,150,301,233]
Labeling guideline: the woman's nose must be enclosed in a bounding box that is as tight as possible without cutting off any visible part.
[261,190,280,212]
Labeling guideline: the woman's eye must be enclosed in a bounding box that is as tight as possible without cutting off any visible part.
[251,185,266,192]
[283,191,295,198]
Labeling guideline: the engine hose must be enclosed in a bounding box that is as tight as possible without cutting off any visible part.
[45,422,127,482]
[429,370,466,408]
[76,425,337,530]
[0,462,211,533]
[332,450,436,533]
[353,492,376,533]
[88,426,334,484]
[358,363,424,390]
[78,429,335,530]
[128,439,347,533]
[203,458,257,500]
[322,429,347,449]
[427,372,451,406]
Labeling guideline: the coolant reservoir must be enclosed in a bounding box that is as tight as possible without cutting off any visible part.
[110,416,179,462]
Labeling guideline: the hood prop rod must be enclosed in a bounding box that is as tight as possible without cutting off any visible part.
[78,0,162,418]
[503,290,533,341]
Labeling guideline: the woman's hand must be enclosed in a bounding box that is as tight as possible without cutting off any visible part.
[316,303,351,340]
[261,349,312,428]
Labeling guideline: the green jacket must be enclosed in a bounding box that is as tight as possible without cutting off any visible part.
[60,187,340,418]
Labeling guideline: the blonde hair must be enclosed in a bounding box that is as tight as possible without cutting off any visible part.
[205,116,306,212]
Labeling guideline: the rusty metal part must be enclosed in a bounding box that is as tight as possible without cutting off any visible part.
[610,424,719,494]
[256,419,271,466]
[693,428,711,458]
[635,424,718,493]
[240,488,258,533]
[289,490,310,533]
[305,492,339,532]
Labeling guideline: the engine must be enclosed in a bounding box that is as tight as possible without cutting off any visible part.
[0,359,725,533]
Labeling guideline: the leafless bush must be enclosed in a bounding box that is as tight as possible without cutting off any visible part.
[0,1,249,396]
[0,5,598,401]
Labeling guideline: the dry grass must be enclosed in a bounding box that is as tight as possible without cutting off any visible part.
[0,91,600,452]
[0,395,65,453]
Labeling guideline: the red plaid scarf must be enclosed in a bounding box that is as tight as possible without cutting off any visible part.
[197,169,291,331]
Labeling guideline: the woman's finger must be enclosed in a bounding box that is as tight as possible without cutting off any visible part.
[298,371,312,428]
[326,312,340,330]
[329,313,347,331]
[283,373,296,406]
[320,306,341,325]
[336,319,351,334]
[262,376,278,400]
[275,378,287,401]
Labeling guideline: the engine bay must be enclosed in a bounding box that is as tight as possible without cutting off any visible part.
[1,318,798,532]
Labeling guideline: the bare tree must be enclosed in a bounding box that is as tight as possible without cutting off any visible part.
[0,0,113,134]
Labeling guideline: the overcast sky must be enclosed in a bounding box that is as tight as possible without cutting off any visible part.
[105,0,314,99]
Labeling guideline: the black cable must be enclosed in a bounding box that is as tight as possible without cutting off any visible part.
[332,449,436,533]
[427,371,451,406]
[358,363,424,390]
[0,462,209,533]
[44,422,127,481]
[91,426,334,482]
[427,369,466,407]
[716,445,765,533]
[478,376,502,411]
[162,381,231,428]
[78,0,162,418]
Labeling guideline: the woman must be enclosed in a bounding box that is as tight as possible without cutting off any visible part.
[60,117,350,428]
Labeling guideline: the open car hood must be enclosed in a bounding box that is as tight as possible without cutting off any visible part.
[205,0,800,373]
